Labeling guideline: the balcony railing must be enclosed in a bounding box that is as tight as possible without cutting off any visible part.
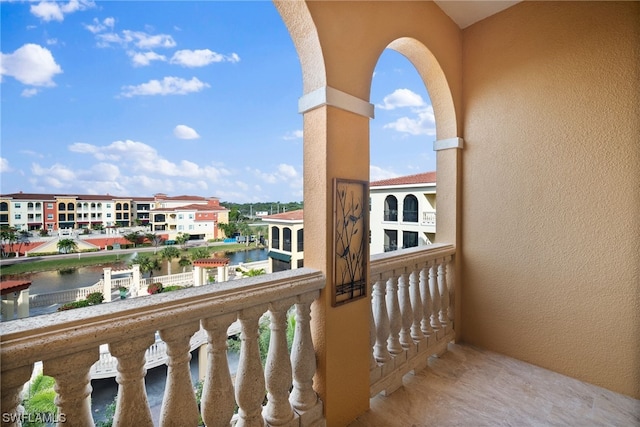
[1,268,326,427]
[369,243,455,396]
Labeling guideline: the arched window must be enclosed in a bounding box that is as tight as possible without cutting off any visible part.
[35,202,41,209]
[77,202,82,208]
[384,196,398,221]
[403,195,418,222]
[297,229,304,252]
[91,203,96,208]
[59,203,66,211]
[283,227,292,252]
[123,203,129,210]
[116,203,122,210]
[0,202,8,211]
[27,202,34,208]
[271,226,280,249]
[67,203,74,210]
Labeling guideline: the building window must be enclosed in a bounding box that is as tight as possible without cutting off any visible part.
[27,202,34,209]
[297,259,304,268]
[384,229,397,252]
[283,227,292,252]
[1,202,9,211]
[403,195,418,222]
[106,213,111,218]
[67,213,74,221]
[59,214,65,221]
[272,258,291,273]
[297,229,304,252]
[47,203,53,209]
[67,203,74,210]
[123,203,129,210]
[47,214,53,220]
[189,214,194,219]
[0,214,8,222]
[178,214,183,220]
[384,196,398,221]
[116,203,122,210]
[58,203,66,211]
[28,214,34,220]
[15,214,21,220]
[14,203,21,208]
[271,226,280,249]
[402,231,419,249]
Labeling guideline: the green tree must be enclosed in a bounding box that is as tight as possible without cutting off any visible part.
[178,256,192,272]
[146,233,166,254]
[175,232,190,249]
[190,247,211,262]
[1,226,18,257]
[217,222,239,239]
[57,238,78,254]
[123,231,141,248]
[161,246,181,275]
[131,254,161,277]
[22,374,57,427]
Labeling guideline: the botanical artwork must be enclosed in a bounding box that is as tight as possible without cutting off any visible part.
[333,179,368,306]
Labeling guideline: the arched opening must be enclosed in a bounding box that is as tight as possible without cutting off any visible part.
[383,195,398,221]
[283,227,292,252]
[271,226,280,250]
[402,194,418,222]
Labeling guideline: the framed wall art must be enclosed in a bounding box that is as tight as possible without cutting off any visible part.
[332,178,368,306]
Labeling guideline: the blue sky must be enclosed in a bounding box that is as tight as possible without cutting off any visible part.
[1,0,436,203]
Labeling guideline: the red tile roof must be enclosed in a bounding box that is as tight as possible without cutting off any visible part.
[370,171,436,187]
[262,209,304,221]
[1,280,32,295]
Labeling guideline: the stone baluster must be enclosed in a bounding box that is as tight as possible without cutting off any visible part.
[158,321,200,427]
[109,333,156,427]
[437,257,450,329]
[1,364,34,427]
[201,313,237,427]
[386,274,404,354]
[369,290,377,371]
[420,263,434,338]
[446,256,455,323]
[264,300,296,426]
[409,267,424,342]
[429,261,442,332]
[397,271,414,349]
[290,292,319,413]
[44,348,99,427]
[371,274,391,364]
[235,307,267,427]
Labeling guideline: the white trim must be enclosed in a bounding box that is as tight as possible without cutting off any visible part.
[298,86,374,118]
[433,137,464,151]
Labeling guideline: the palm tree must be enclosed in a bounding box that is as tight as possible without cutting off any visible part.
[178,256,192,272]
[147,233,166,254]
[161,246,181,275]
[131,254,161,277]
[190,247,211,262]
[57,238,78,254]
[175,232,190,249]
[123,231,141,248]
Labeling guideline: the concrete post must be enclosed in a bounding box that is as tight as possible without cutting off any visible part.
[103,268,112,302]
[17,289,29,319]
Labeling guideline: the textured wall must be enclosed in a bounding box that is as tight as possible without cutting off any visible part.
[461,1,640,398]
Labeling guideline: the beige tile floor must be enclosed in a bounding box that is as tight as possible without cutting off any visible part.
[349,343,640,427]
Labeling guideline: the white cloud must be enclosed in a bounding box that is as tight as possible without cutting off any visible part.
[127,51,166,67]
[383,106,436,136]
[0,158,12,173]
[169,49,240,67]
[247,163,301,187]
[173,125,200,140]
[119,76,209,97]
[97,30,176,49]
[31,163,77,187]
[84,17,115,34]
[1,44,62,87]
[31,0,95,22]
[370,165,399,182]
[46,38,57,45]
[21,88,39,97]
[283,130,303,140]
[377,88,425,110]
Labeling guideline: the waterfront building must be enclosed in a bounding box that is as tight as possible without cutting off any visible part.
[262,209,304,272]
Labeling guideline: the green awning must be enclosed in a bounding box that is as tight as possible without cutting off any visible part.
[267,251,291,262]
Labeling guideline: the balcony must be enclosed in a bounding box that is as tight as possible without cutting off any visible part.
[1,245,458,426]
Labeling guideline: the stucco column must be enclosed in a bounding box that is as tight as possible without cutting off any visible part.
[132,264,141,296]
[103,268,112,302]
[193,266,202,287]
[300,86,373,425]
[433,137,463,341]
[16,289,29,319]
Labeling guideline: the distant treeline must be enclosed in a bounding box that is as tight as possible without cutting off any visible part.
[221,201,304,218]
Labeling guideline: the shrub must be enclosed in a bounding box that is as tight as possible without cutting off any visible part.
[106,245,113,250]
[147,283,164,294]
[162,285,182,292]
[86,292,104,305]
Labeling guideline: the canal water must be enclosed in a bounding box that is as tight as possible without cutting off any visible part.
[13,248,268,295]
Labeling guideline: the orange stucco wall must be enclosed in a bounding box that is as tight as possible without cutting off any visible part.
[460,1,640,398]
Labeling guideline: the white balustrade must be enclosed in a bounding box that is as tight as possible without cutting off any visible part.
[369,244,456,397]
[1,268,326,427]
[29,283,103,308]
